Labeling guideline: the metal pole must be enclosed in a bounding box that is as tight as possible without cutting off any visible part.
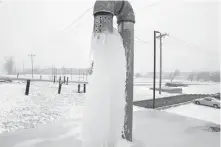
[156,33,168,94]
[28,54,35,79]
[153,31,157,109]
[31,57,33,78]
[71,68,72,80]
[159,34,162,94]
[52,65,53,81]
[118,22,134,141]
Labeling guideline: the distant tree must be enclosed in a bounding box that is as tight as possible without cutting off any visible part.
[135,73,141,78]
[187,72,194,81]
[210,72,220,82]
[3,56,14,75]
[170,69,180,82]
[196,72,210,81]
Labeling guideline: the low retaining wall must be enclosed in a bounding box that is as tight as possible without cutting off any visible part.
[133,94,210,109]
[149,87,182,94]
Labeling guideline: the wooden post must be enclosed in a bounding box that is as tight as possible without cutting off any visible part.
[78,84,80,93]
[25,80,30,95]
[58,83,62,94]
[54,76,56,83]
[64,76,66,84]
[83,84,86,93]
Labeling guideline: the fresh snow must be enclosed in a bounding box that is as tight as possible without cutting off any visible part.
[0,81,83,134]
[182,84,220,94]
[164,103,220,125]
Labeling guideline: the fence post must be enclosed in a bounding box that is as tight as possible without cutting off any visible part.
[64,76,66,84]
[58,83,62,94]
[83,84,86,93]
[54,76,56,83]
[66,77,69,85]
[25,80,30,95]
[78,84,81,93]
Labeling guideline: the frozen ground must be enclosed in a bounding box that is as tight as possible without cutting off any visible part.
[0,109,219,147]
[0,81,220,147]
[0,81,84,134]
[0,81,148,134]
[0,80,220,134]
[164,103,220,125]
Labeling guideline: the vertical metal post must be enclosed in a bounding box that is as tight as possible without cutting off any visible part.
[153,31,157,109]
[118,22,134,142]
[71,68,72,80]
[28,54,35,78]
[159,34,162,94]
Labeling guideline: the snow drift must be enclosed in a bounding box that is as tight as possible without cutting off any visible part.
[82,29,126,147]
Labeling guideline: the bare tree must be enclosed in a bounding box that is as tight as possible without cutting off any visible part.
[170,69,180,82]
[187,72,194,81]
[3,56,14,75]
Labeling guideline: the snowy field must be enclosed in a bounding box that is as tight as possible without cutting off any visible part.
[134,78,220,101]
[0,81,84,134]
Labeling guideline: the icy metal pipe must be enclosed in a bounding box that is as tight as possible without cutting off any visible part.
[93,0,135,142]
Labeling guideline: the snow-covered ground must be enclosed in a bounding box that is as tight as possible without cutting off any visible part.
[182,84,220,94]
[0,109,219,147]
[0,80,220,147]
[164,103,220,125]
[0,81,84,134]
[0,81,220,134]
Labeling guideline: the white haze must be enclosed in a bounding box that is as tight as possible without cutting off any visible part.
[82,29,126,147]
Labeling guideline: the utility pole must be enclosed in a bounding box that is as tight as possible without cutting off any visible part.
[156,33,169,94]
[28,54,35,78]
[71,68,72,80]
[22,60,24,74]
[52,65,54,81]
[153,31,160,109]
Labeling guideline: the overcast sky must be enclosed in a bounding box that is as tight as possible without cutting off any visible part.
[0,0,220,73]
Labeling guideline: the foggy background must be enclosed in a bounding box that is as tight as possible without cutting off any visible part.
[0,0,220,74]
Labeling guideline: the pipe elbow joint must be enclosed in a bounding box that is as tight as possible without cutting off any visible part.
[116,1,135,24]
[93,1,135,23]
